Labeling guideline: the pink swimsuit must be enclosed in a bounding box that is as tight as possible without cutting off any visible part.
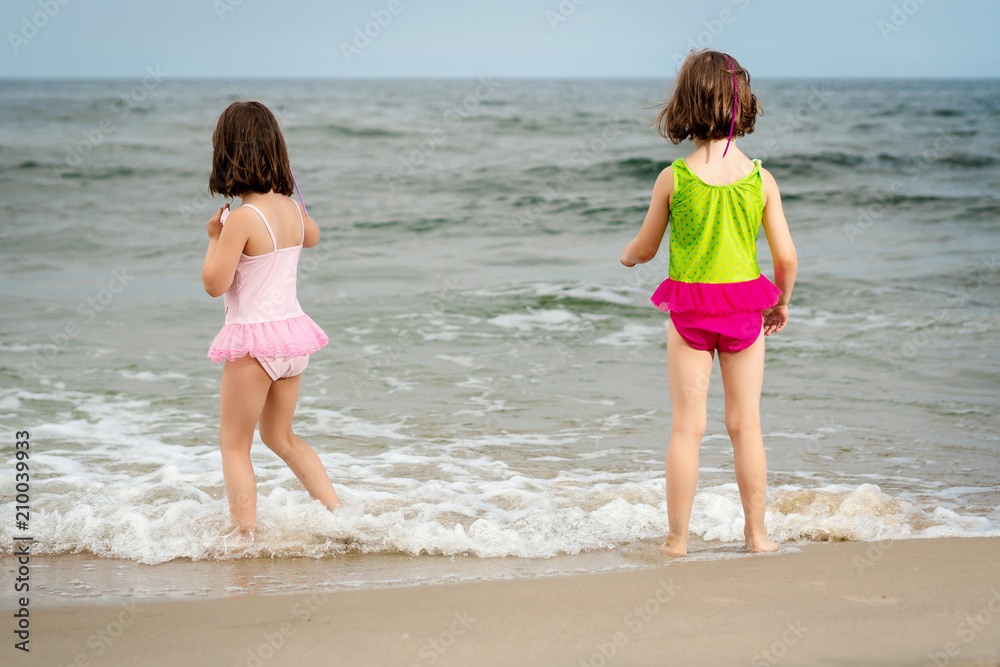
[207,202,328,380]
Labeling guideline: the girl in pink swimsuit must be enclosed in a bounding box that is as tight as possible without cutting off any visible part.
[203,101,340,535]
[620,50,798,556]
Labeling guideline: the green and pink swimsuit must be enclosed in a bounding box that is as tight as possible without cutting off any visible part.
[650,158,782,352]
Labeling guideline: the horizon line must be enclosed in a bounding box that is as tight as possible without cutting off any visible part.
[1,74,998,82]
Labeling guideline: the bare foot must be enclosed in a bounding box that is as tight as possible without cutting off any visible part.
[221,523,256,555]
[321,487,341,510]
[660,534,688,557]
[745,535,779,553]
[222,523,256,539]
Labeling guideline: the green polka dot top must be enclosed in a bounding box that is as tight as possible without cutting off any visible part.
[668,158,765,284]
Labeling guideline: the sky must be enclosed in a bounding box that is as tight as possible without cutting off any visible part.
[1,0,998,79]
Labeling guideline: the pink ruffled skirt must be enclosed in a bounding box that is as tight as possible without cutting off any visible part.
[207,313,329,364]
[650,273,781,317]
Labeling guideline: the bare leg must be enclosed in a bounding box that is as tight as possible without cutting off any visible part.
[258,373,340,509]
[219,354,273,531]
[663,321,715,556]
[719,331,778,553]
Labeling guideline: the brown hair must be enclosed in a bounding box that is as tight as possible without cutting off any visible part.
[654,50,761,144]
[209,101,294,197]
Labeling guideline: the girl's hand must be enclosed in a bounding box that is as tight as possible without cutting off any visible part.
[762,305,788,336]
[620,243,636,267]
[206,205,227,240]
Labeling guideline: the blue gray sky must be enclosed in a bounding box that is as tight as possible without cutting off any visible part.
[2,0,998,78]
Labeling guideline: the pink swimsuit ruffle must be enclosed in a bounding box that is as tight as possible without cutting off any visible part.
[650,273,781,316]
[207,313,329,363]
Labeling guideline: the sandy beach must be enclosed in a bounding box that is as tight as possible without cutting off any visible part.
[9,536,998,667]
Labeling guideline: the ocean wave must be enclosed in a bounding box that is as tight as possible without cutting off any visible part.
[937,153,998,168]
[57,165,138,180]
[353,216,453,232]
[1,473,994,564]
[763,151,866,176]
[608,157,673,180]
[523,157,672,183]
[963,201,1000,219]
[290,123,400,138]
[769,189,997,218]
[488,308,584,332]
[595,322,668,347]
[469,282,647,317]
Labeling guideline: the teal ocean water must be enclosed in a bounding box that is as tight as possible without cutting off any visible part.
[1,78,998,596]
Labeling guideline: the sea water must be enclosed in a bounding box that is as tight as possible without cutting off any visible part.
[0,78,998,598]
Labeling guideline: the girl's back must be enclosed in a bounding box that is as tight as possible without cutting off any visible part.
[679,152,756,187]
[667,152,764,286]
[235,193,307,256]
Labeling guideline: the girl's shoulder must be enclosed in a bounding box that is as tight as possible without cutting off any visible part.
[758,165,780,190]
[652,163,676,196]
[219,205,258,231]
[756,165,781,207]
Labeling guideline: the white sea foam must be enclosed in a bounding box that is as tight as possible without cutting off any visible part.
[530,283,635,305]
[299,407,413,441]
[118,370,189,381]
[2,386,996,567]
[595,323,668,347]
[469,282,638,307]
[383,377,416,392]
[488,309,582,332]
[2,437,996,564]
[437,354,476,367]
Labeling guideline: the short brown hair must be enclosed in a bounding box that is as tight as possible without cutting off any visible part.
[654,50,761,144]
[209,101,294,197]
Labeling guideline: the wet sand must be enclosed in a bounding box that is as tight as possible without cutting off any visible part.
[11,537,1000,666]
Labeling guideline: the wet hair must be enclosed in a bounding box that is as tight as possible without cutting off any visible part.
[654,50,761,144]
[209,101,294,197]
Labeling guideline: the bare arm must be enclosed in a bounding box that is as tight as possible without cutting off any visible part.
[621,166,673,266]
[760,167,797,335]
[202,205,252,298]
[299,201,321,249]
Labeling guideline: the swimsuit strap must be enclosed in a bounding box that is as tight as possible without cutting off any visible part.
[242,204,277,252]
[295,200,305,247]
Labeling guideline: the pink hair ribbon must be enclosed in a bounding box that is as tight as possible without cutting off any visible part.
[722,54,738,157]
